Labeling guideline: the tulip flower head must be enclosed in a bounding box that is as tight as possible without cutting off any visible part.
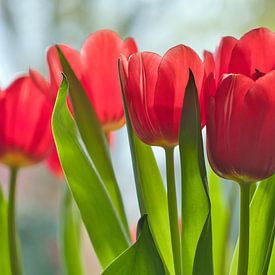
[31,29,137,176]
[46,29,138,131]
[120,45,204,148]
[205,27,275,182]
[0,73,53,168]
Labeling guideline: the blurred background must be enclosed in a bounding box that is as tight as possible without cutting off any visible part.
[0,0,274,274]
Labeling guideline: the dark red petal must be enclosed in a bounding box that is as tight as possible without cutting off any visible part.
[201,72,216,126]
[254,71,275,175]
[207,74,252,180]
[126,52,163,145]
[154,45,204,144]
[214,36,237,79]
[255,70,275,103]
[207,73,274,181]
[203,50,215,77]
[228,28,275,77]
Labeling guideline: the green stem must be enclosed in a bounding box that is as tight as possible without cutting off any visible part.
[237,183,251,275]
[8,167,22,275]
[61,185,84,275]
[165,147,181,275]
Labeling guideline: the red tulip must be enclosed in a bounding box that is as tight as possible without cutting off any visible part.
[206,27,275,182]
[46,30,137,130]
[204,36,237,82]
[0,73,53,168]
[32,29,137,176]
[46,147,63,178]
[120,45,204,147]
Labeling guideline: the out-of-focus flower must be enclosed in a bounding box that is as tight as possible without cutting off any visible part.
[31,29,138,176]
[120,45,204,148]
[205,27,275,182]
[47,29,137,131]
[0,73,53,168]
[46,147,63,178]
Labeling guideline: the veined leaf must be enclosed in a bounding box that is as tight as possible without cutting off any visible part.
[230,176,275,275]
[179,70,213,275]
[118,61,174,274]
[60,186,84,275]
[209,170,230,275]
[102,215,165,275]
[0,185,11,275]
[56,46,129,233]
[52,76,130,268]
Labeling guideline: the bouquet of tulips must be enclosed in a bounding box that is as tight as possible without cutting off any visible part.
[0,27,274,275]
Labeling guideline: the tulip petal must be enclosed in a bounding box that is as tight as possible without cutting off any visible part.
[122,37,138,58]
[203,50,215,78]
[47,146,63,177]
[29,68,53,102]
[0,75,53,165]
[229,28,275,77]
[126,52,163,145]
[253,71,275,175]
[154,45,204,144]
[81,30,136,127]
[207,73,272,181]
[214,36,237,79]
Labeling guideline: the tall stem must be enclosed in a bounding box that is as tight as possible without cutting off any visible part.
[165,147,181,275]
[8,167,22,275]
[237,183,251,275]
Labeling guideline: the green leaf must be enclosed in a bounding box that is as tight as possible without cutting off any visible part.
[102,215,166,275]
[56,46,129,233]
[209,170,230,275]
[179,70,213,275]
[52,76,130,268]
[118,61,174,274]
[0,185,11,275]
[268,239,275,274]
[230,176,275,275]
[60,186,84,275]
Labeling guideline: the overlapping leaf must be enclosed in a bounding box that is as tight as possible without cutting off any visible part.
[102,215,165,275]
[209,170,230,275]
[52,77,130,268]
[60,186,84,275]
[179,70,213,275]
[57,46,129,233]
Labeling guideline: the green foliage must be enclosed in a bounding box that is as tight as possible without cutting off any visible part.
[102,215,166,275]
[60,186,84,275]
[268,240,275,274]
[179,70,213,275]
[52,77,130,268]
[209,170,230,275]
[56,46,129,233]
[230,176,275,274]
